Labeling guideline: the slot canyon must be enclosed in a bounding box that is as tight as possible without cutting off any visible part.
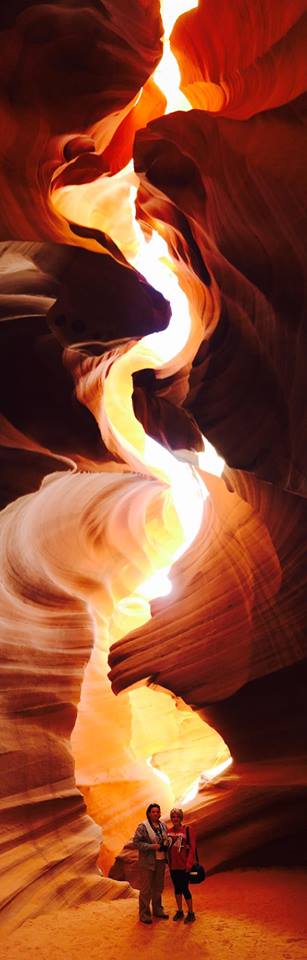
[0,1,307,957]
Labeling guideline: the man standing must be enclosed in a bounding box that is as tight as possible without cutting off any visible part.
[133,802,170,924]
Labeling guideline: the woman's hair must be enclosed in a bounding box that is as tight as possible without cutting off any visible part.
[146,802,161,819]
[170,808,183,820]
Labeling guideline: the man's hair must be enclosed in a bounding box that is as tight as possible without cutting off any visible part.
[146,802,161,819]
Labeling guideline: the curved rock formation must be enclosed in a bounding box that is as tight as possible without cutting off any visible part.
[171,0,307,117]
[0,239,173,481]
[134,92,307,490]
[0,0,163,242]
[0,0,307,934]
[0,467,187,928]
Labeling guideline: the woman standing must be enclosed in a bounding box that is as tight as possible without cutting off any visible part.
[167,808,196,923]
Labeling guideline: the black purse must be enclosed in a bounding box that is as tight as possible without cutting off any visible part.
[186,826,206,884]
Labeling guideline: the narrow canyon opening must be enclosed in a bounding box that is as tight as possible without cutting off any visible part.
[71,605,232,872]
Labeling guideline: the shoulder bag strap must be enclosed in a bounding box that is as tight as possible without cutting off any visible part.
[186,825,199,862]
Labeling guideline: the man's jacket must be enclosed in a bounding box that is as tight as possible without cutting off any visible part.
[133,820,168,870]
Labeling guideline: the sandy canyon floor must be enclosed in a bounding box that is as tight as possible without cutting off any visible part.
[1,869,306,960]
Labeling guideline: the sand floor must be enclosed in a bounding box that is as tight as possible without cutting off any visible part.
[1,869,306,960]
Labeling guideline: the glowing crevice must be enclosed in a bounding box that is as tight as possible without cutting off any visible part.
[146,756,171,786]
[179,757,233,807]
[66,0,229,819]
[154,0,198,113]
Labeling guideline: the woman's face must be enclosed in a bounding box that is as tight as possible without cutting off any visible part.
[150,806,161,823]
[171,811,183,829]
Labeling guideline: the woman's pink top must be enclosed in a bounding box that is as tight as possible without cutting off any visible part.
[167,824,196,871]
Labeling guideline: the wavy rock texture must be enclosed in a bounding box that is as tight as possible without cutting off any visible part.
[134,98,307,491]
[0,468,185,929]
[112,0,307,874]
[0,239,175,483]
[0,0,307,934]
[171,0,307,117]
[0,0,163,242]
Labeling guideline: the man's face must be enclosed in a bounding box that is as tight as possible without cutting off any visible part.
[150,806,160,823]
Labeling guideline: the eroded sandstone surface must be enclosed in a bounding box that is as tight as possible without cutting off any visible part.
[0,0,306,932]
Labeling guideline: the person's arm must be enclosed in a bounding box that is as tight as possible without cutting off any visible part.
[133,823,159,852]
[164,827,174,866]
[161,822,172,848]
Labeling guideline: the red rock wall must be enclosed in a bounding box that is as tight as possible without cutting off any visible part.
[0,0,307,929]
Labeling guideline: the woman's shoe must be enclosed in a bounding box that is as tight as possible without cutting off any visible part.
[173,910,184,921]
[184,912,196,923]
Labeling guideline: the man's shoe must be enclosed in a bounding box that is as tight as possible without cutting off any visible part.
[173,910,184,921]
[184,912,196,924]
[140,915,152,924]
[153,911,169,919]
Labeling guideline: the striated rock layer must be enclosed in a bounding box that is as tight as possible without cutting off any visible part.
[0,0,163,243]
[0,467,187,929]
[171,0,307,118]
[108,0,307,871]
[0,0,307,933]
